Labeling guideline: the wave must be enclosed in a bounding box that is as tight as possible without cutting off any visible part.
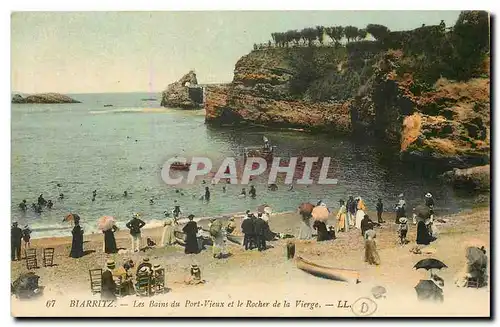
[89,108,170,115]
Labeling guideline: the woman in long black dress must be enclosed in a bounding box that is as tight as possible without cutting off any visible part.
[182,214,199,254]
[70,218,84,258]
[103,225,118,254]
[416,220,433,245]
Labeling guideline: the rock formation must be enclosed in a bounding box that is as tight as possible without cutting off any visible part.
[441,165,490,192]
[160,71,203,109]
[12,93,81,104]
[205,13,490,176]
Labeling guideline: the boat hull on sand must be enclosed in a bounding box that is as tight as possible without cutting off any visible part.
[295,256,360,283]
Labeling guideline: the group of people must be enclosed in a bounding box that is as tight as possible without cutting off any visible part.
[18,194,54,215]
[241,210,276,251]
[101,257,165,299]
[10,222,32,261]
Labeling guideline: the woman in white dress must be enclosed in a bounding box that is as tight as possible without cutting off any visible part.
[161,217,177,246]
[355,197,367,229]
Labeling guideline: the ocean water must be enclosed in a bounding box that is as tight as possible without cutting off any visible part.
[11,92,474,238]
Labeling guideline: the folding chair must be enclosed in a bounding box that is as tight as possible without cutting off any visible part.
[42,248,55,267]
[25,248,38,270]
[135,274,152,297]
[152,269,165,294]
[89,269,102,294]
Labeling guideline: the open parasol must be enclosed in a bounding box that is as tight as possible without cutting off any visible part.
[257,204,272,214]
[311,206,329,222]
[97,216,116,231]
[414,258,447,277]
[62,213,80,223]
[413,205,431,220]
[298,203,314,218]
[414,280,444,302]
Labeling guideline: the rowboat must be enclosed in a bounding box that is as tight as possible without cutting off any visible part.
[170,161,191,171]
[295,256,360,283]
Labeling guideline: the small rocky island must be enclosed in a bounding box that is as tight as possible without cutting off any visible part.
[12,93,81,104]
[160,71,204,109]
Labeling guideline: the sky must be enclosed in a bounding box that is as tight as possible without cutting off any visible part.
[11,11,461,94]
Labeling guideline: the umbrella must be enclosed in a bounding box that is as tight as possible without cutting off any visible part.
[413,205,431,220]
[97,216,116,231]
[414,280,443,302]
[298,203,314,217]
[257,204,271,214]
[414,258,448,271]
[62,213,80,223]
[311,206,329,222]
[466,246,487,270]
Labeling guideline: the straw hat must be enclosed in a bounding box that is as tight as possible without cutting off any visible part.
[399,217,408,224]
[425,193,433,198]
[188,214,195,220]
[106,259,116,268]
[153,264,161,270]
[143,257,150,262]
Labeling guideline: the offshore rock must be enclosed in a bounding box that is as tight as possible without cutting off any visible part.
[161,71,203,109]
[12,93,81,104]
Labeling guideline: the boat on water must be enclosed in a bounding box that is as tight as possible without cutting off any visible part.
[170,161,191,171]
[295,256,360,283]
[103,104,113,107]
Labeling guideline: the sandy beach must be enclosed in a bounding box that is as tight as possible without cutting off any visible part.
[11,205,490,317]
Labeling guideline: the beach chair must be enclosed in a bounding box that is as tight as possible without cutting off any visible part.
[42,248,55,267]
[25,248,38,270]
[89,269,102,294]
[152,269,165,294]
[135,274,152,297]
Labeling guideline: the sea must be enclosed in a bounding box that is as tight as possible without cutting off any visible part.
[11,92,478,239]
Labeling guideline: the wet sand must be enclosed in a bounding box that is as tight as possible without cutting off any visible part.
[11,207,490,317]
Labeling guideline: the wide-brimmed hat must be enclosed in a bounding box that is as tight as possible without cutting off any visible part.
[106,259,116,268]
[143,257,150,262]
[425,193,433,198]
[153,264,161,270]
[188,214,195,219]
[229,217,235,221]
[399,217,408,223]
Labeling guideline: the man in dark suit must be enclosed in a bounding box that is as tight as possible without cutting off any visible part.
[254,213,267,251]
[11,222,23,261]
[241,214,255,250]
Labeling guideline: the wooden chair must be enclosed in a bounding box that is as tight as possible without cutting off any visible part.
[135,274,152,297]
[89,269,102,294]
[42,248,55,267]
[25,249,38,270]
[466,277,480,288]
[152,269,165,294]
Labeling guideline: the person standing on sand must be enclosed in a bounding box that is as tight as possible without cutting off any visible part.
[395,193,406,223]
[313,219,332,242]
[355,197,367,229]
[336,199,347,232]
[209,218,224,258]
[22,225,31,251]
[376,198,385,223]
[241,213,254,250]
[364,231,380,265]
[254,213,267,251]
[346,196,356,228]
[103,224,118,254]
[298,212,313,240]
[11,222,22,261]
[360,215,374,238]
[183,215,199,254]
[161,216,177,246]
[70,217,84,258]
[126,213,145,252]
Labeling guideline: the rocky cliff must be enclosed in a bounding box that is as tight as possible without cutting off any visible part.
[161,71,203,109]
[205,12,490,171]
[12,93,81,104]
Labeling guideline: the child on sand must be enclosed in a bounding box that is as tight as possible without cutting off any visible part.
[398,217,408,245]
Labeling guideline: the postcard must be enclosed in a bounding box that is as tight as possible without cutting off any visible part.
[10,10,490,317]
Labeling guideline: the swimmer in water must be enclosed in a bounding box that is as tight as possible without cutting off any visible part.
[59,193,64,200]
[149,197,154,205]
[123,191,128,197]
